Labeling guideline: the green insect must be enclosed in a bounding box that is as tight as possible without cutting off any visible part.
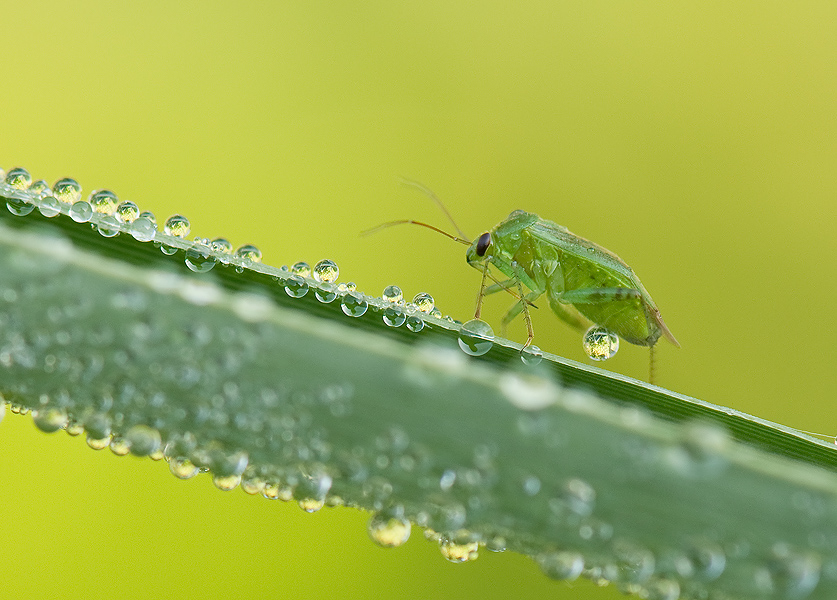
[366,181,679,380]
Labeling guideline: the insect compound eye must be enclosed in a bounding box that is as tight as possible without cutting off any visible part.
[475,232,491,257]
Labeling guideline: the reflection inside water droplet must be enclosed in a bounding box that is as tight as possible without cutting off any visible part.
[583,326,619,360]
[458,319,494,356]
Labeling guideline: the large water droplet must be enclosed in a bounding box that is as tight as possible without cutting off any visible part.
[96,216,121,237]
[439,539,479,563]
[69,200,93,223]
[368,510,411,548]
[458,319,494,356]
[164,214,191,238]
[88,189,118,214]
[314,283,337,303]
[341,292,368,317]
[115,201,140,223]
[313,259,339,283]
[383,306,406,327]
[5,167,32,189]
[583,326,619,360]
[168,457,200,479]
[32,407,69,433]
[38,195,61,217]
[28,179,51,197]
[185,247,217,272]
[521,345,543,365]
[412,292,435,313]
[130,216,157,242]
[382,285,403,303]
[538,551,584,581]
[6,196,34,216]
[52,178,82,204]
[291,261,311,278]
[406,316,424,332]
[125,424,162,456]
[211,238,233,254]
[284,275,309,298]
[235,244,262,263]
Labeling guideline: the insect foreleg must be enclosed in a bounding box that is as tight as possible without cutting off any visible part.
[499,290,542,337]
[557,287,642,305]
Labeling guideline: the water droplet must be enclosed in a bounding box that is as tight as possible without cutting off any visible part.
[211,238,233,254]
[88,189,118,214]
[439,539,479,563]
[38,195,61,217]
[383,306,406,327]
[52,178,82,204]
[125,424,162,457]
[382,285,403,303]
[69,200,93,223]
[109,436,131,456]
[185,247,217,272]
[139,211,157,226]
[522,475,541,496]
[115,201,139,223]
[291,261,311,278]
[613,540,655,584]
[538,551,585,581]
[5,167,32,189]
[84,413,111,440]
[583,326,619,360]
[168,457,200,479]
[32,407,68,433]
[368,510,411,548]
[458,319,494,356]
[28,180,51,197]
[411,292,435,313]
[430,308,442,318]
[164,214,191,238]
[284,274,309,298]
[313,259,339,283]
[130,216,157,242]
[486,536,507,552]
[213,474,242,491]
[86,434,111,450]
[767,544,821,599]
[337,282,357,293]
[644,578,681,600]
[235,244,262,263]
[520,345,543,365]
[341,292,368,317]
[6,196,34,216]
[406,315,424,332]
[685,540,726,581]
[315,282,337,303]
[96,215,121,237]
[241,474,265,495]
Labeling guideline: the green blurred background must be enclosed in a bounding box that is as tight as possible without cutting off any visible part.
[2,2,835,598]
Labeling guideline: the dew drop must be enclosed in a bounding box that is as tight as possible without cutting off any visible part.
[313,259,339,283]
[315,282,337,303]
[241,474,266,495]
[412,292,435,313]
[521,345,543,365]
[38,195,61,217]
[28,179,51,197]
[298,498,326,513]
[406,315,424,332]
[109,436,131,456]
[88,189,118,214]
[96,215,121,237]
[644,578,681,600]
[164,214,191,238]
[130,216,157,242]
[211,238,233,254]
[583,326,619,361]
[69,200,93,223]
[52,178,82,204]
[383,306,406,327]
[84,413,112,440]
[115,201,140,223]
[168,457,200,479]
[382,285,403,303]
[341,292,368,317]
[185,247,217,273]
[439,539,479,563]
[6,196,34,216]
[5,167,32,189]
[458,319,494,356]
[213,474,242,491]
[368,510,411,548]
[291,261,311,278]
[32,407,68,433]
[337,282,357,293]
[235,244,262,263]
[125,424,162,457]
[86,434,111,450]
[538,551,585,581]
[430,308,442,318]
[613,540,656,584]
[284,274,309,298]
[139,211,157,225]
[486,536,507,553]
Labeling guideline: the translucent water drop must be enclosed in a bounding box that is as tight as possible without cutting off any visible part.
[382,285,403,303]
[139,211,157,225]
[235,244,262,263]
[88,189,118,214]
[32,408,68,433]
[406,315,424,332]
[38,195,61,217]
[168,457,200,479]
[69,200,93,223]
[538,551,585,581]
[291,261,311,278]
[486,536,507,553]
[184,247,217,272]
[109,436,131,456]
[87,434,111,450]
[520,345,543,365]
[213,474,242,491]
[458,319,495,356]
[6,196,34,216]
[130,216,157,242]
[315,283,337,303]
[383,306,406,327]
[96,215,121,237]
[84,413,111,440]
[164,214,190,238]
[430,308,442,318]
[211,238,233,254]
[337,282,357,293]
[65,420,83,436]
[299,498,325,513]
[52,178,82,204]
[115,201,139,223]
[368,511,411,548]
[28,179,51,197]
[440,540,479,563]
[313,259,339,283]
[613,540,655,584]
[341,293,368,317]
[412,292,435,313]
[160,244,178,256]
[583,326,619,361]
[284,274,309,298]
[5,167,32,189]
[125,424,162,456]
[241,474,265,495]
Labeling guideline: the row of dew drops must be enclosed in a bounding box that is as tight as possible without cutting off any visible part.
[1,166,619,364]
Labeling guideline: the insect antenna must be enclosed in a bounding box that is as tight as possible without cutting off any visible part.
[398,178,470,242]
[361,219,470,246]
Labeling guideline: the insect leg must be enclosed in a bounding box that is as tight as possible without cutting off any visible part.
[474,262,490,319]
[499,290,542,337]
[514,272,535,350]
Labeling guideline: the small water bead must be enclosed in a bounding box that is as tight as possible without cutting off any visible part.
[213,474,242,491]
[315,283,337,303]
[5,167,32,189]
[168,457,200,479]
[383,306,406,327]
[185,247,217,273]
[406,315,424,332]
[32,408,68,433]
[86,434,111,450]
[28,179,51,197]
[368,511,411,548]
[521,345,543,365]
[439,539,479,563]
[96,215,121,237]
[69,200,93,223]
[412,292,435,313]
[235,244,262,263]
[538,551,585,581]
[125,424,162,456]
[6,196,34,216]
[139,211,157,226]
[313,259,339,283]
[52,178,82,204]
[241,475,266,495]
[88,189,118,214]
[164,214,191,238]
[115,201,139,223]
[486,536,507,553]
[109,436,131,456]
[284,274,309,298]
[430,308,442,318]
[38,196,61,217]
[337,281,357,293]
[211,238,233,254]
[341,292,368,317]
[130,216,157,242]
[458,319,495,356]
[643,578,681,600]
[382,285,403,304]
[583,326,619,361]
[291,261,311,278]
